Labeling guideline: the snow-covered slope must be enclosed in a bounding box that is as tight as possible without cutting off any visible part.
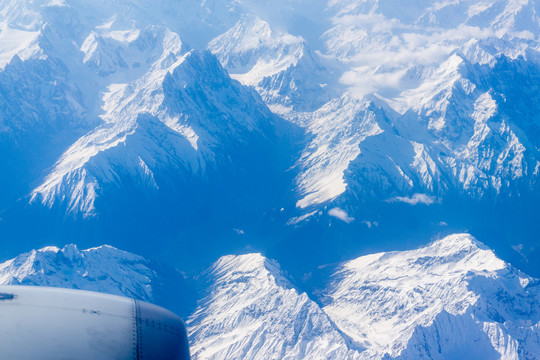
[188,234,540,359]
[30,45,281,215]
[294,68,540,212]
[193,0,540,216]
[185,234,540,359]
[324,233,540,359]
[340,54,540,203]
[1,1,539,356]
[1,0,538,221]
[187,253,359,360]
[293,96,384,208]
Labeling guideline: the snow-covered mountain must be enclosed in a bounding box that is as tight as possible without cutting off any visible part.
[191,234,540,359]
[0,3,539,357]
[186,0,540,222]
[2,234,540,359]
[209,15,336,113]
[29,45,285,216]
[291,0,540,212]
[0,0,300,222]
[0,0,538,227]
[0,244,156,300]
[187,253,359,360]
[324,233,540,359]
[0,243,194,315]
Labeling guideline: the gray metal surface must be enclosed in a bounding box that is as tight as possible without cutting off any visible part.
[0,285,190,359]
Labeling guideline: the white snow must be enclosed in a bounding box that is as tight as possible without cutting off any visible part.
[0,24,40,69]
[187,234,540,359]
[0,244,156,301]
[188,253,360,360]
[324,233,540,359]
[209,15,336,112]
[295,95,383,209]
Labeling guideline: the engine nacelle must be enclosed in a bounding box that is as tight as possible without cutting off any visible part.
[0,285,190,359]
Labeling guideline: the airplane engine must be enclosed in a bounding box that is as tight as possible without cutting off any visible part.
[0,285,190,359]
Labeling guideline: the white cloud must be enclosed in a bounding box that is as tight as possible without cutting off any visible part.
[328,207,355,223]
[512,244,524,252]
[233,228,245,235]
[388,193,437,205]
[329,7,515,101]
[512,244,527,260]
[363,220,379,228]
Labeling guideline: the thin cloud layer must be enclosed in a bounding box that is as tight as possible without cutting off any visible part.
[388,193,438,205]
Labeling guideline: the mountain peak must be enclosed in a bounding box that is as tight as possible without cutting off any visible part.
[229,14,274,44]
[209,14,305,75]
[37,245,61,253]
[2,236,540,359]
[208,13,336,112]
[426,232,488,253]
[189,252,359,360]
[208,253,293,290]
[324,233,538,358]
[342,233,507,290]
[0,243,154,300]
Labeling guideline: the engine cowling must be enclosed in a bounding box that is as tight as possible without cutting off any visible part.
[0,285,190,359]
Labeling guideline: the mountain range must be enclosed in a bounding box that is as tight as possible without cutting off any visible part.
[3,234,539,359]
[0,0,538,272]
[0,1,539,358]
